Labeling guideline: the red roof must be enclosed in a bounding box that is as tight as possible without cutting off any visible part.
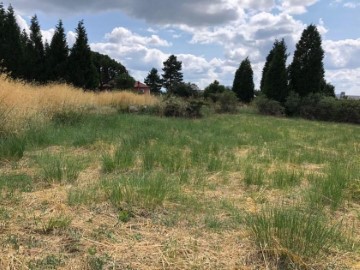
[134,81,149,88]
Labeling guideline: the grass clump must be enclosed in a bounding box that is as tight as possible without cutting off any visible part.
[0,135,25,161]
[271,169,302,189]
[246,207,345,268]
[103,172,176,210]
[307,164,352,210]
[42,215,72,234]
[243,166,265,187]
[0,173,33,193]
[37,153,85,183]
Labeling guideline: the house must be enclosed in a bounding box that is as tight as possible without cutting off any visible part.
[134,81,151,95]
[337,92,360,100]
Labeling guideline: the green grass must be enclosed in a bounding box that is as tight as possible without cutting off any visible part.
[246,207,346,267]
[1,112,359,269]
[36,153,86,183]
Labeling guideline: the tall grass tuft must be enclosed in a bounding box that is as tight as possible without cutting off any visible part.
[0,136,25,161]
[307,164,351,210]
[102,172,176,210]
[246,207,344,268]
[37,153,84,183]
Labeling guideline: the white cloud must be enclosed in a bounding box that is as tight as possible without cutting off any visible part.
[326,68,360,95]
[324,38,360,69]
[105,27,171,47]
[280,0,319,14]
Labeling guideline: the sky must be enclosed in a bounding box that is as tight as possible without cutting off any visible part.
[3,0,360,95]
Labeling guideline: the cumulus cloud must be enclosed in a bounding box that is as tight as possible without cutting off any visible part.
[105,27,171,47]
[324,39,360,69]
[280,0,319,14]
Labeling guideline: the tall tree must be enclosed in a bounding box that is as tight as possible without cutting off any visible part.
[68,20,99,90]
[232,57,255,103]
[27,15,45,82]
[162,55,183,94]
[204,80,226,102]
[289,24,325,97]
[2,5,23,78]
[144,68,162,95]
[47,20,69,82]
[92,51,127,89]
[260,49,274,92]
[262,39,289,103]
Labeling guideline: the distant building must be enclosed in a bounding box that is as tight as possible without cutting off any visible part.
[337,92,360,100]
[134,81,151,95]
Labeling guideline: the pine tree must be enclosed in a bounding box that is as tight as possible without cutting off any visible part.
[162,55,183,94]
[260,49,274,92]
[47,20,69,82]
[144,68,162,94]
[2,5,23,78]
[68,20,99,90]
[232,57,255,103]
[28,15,45,82]
[262,39,289,103]
[289,24,325,97]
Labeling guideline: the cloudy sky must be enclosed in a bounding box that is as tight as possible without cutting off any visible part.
[4,0,360,95]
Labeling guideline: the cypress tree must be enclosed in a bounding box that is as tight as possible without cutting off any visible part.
[260,49,274,92]
[262,39,289,103]
[68,20,99,90]
[47,20,69,82]
[162,55,183,94]
[232,57,255,103]
[28,15,45,82]
[144,68,162,94]
[289,24,325,97]
[2,5,23,78]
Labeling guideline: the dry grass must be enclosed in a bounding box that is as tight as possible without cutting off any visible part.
[0,75,158,135]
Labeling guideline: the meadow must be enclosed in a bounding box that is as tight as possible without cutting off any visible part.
[0,77,359,269]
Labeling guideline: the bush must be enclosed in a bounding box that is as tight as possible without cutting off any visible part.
[214,91,238,113]
[287,94,360,124]
[160,97,203,118]
[254,96,285,116]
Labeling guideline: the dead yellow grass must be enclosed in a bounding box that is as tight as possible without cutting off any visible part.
[0,75,159,135]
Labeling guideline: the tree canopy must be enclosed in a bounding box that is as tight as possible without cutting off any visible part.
[261,39,289,103]
[144,68,162,95]
[289,25,325,97]
[232,57,255,103]
[162,55,183,94]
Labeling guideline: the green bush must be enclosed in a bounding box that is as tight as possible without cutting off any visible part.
[254,96,285,116]
[160,97,203,118]
[214,91,238,113]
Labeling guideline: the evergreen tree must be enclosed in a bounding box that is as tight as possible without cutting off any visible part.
[0,3,6,68]
[47,20,69,82]
[28,15,45,82]
[68,20,99,90]
[162,55,183,94]
[260,49,274,92]
[144,68,162,94]
[92,51,127,89]
[289,24,325,97]
[204,80,226,102]
[232,57,255,103]
[262,39,289,103]
[2,5,23,78]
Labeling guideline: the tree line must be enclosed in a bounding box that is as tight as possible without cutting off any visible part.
[0,4,133,90]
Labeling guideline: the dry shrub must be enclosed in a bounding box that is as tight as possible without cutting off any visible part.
[0,75,159,135]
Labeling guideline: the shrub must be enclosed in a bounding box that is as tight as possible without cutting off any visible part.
[160,96,203,118]
[254,95,285,116]
[214,91,238,113]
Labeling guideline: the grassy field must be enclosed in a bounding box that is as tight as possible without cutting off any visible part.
[0,79,359,269]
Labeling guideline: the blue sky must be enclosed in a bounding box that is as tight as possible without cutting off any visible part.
[4,0,360,95]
